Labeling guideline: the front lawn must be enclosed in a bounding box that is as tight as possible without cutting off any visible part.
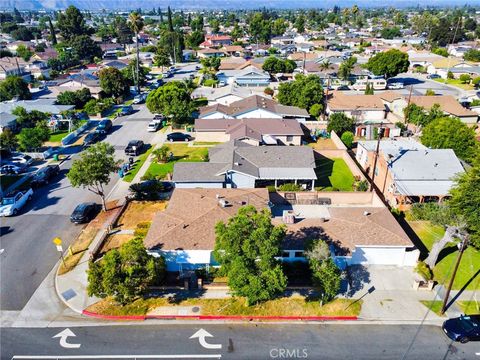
[116,201,167,230]
[123,146,155,183]
[143,144,208,180]
[420,300,445,317]
[86,296,362,317]
[48,131,69,143]
[408,221,480,290]
[315,157,355,191]
[457,301,480,314]
[433,78,474,91]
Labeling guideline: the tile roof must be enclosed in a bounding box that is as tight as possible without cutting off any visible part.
[143,188,270,250]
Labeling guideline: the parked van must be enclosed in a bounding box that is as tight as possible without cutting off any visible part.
[351,78,387,91]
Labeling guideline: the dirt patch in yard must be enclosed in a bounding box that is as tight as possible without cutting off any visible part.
[100,234,135,253]
[116,201,167,230]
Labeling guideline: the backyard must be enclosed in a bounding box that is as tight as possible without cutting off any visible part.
[315,157,355,191]
[143,144,208,180]
[408,221,480,291]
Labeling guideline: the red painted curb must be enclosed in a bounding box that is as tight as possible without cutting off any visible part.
[82,310,357,322]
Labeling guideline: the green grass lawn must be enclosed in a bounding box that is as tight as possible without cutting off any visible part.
[420,300,446,317]
[123,146,155,183]
[433,78,474,90]
[408,221,480,290]
[315,157,355,191]
[143,144,208,180]
[0,175,23,190]
[48,131,69,143]
[457,301,480,314]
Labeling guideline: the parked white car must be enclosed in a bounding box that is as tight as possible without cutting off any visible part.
[0,189,33,216]
[147,121,161,132]
[388,82,404,89]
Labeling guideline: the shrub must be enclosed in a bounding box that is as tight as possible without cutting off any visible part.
[354,179,369,192]
[282,261,312,285]
[415,261,433,281]
[264,87,274,96]
[133,222,151,239]
[406,203,459,226]
[309,103,323,119]
[340,131,354,148]
[266,185,277,193]
[203,79,218,87]
[472,77,480,88]
[459,74,471,84]
[447,71,454,79]
[278,183,303,192]
[425,89,435,96]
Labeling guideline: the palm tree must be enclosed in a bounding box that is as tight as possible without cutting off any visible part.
[128,12,144,94]
[319,59,332,72]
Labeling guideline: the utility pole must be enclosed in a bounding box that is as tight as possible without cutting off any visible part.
[322,75,330,122]
[369,122,384,192]
[441,235,469,314]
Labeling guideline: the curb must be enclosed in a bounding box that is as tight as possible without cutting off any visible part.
[82,310,358,322]
[55,262,84,315]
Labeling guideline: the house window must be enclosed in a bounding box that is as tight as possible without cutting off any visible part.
[286,135,293,142]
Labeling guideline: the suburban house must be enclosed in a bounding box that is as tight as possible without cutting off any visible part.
[200,34,233,48]
[216,65,271,87]
[194,118,304,145]
[197,48,225,59]
[0,112,17,133]
[0,99,75,115]
[191,84,267,106]
[0,57,31,81]
[325,91,399,139]
[356,138,465,208]
[172,141,317,189]
[198,95,310,121]
[222,45,245,57]
[143,188,418,272]
[383,94,478,124]
[271,36,295,46]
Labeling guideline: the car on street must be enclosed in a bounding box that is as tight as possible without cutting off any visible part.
[388,82,404,89]
[96,119,112,134]
[0,164,25,175]
[147,121,162,132]
[0,188,33,216]
[30,165,60,187]
[153,114,165,121]
[195,65,201,70]
[70,202,98,224]
[167,132,193,142]
[125,140,145,156]
[133,93,147,104]
[119,105,134,116]
[10,154,33,167]
[83,131,105,147]
[427,74,441,79]
[442,315,480,343]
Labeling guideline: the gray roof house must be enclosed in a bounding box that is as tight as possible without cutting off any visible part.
[0,99,75,115]
[173,141,317,189]
[0,112,17,133]
[216,65,271,87]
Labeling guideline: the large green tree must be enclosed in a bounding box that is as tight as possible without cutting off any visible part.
[11,107,48,128]
[365,49,409,79]
[56,88,93,109]
[57,5,90,42]
[449,153,480,249]
[404,103,443,127]
[0,76,31,101]
[17,122,50,152]
[277,74,324,112]
[0,129,18,152]
[69,34,102,61]
[154,47,171,70]
[262,56,296,74]
[87,238,166,304]
[67,142,120,210]
[338,56,357,81]
[213,206,287,305]
[122,59,149,87]
[99,67,129,98]
[146,81,194,124]
[114,16,134,49]
[421,117,478,162]
[327,113,355,136]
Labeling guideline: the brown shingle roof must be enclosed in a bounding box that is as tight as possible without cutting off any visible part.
[144,188,270,250]
[277,207,412,254]
[410,95,476,117]
[327,91,386,111]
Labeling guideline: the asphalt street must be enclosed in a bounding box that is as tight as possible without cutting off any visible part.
[0,104,157,311]
[2,324,479,360]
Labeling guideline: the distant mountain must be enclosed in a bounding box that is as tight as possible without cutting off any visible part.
[4,0,480,10]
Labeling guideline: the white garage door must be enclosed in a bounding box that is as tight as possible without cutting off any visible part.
[351,246,407,266]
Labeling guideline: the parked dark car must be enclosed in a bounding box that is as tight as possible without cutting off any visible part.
[31,165,60,187]
[70,202,98,224]
[167,132,193,142]
[119,105,133,116]
[83,131,105,147]
[0,164,25,174]
[96,119,112,134]
[442,315,480,343]
[125,140,145,156]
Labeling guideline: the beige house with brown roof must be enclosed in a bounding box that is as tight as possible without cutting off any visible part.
[144,188,418,272]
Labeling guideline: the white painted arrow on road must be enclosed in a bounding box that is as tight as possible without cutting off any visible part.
[52,328,81,349]
[190,329,222,350]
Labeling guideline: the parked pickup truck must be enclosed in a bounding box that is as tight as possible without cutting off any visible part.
[0,188,33,216]
[125,140,145,156]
